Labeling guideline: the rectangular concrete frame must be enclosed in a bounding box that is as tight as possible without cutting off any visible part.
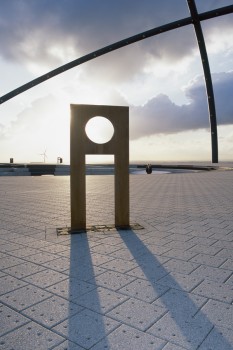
[70,104,129,232]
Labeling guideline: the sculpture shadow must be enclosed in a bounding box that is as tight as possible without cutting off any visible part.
[60,232,112,349]
[117,229,232,349]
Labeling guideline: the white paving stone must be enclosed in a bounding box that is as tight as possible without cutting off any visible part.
[194,299,233,329]
[0,275,27,295]
[46,277,96,300]
[189,265,232,283]
[91,324,166,350]
[22,295,83,328]
[148,312,212,349]
[107,298,166,331]
[23,269,67,288]
[0,303,30,336]
[198,326,233,350]
[1,170,233,349]
[53,308,119,349]
[88,270,136,290]
[73,286,128,314]
[118,278,169,303]
[0,321,64,349]
[1,284,52,310]
[192,279,233,303]
[153,288,207,321]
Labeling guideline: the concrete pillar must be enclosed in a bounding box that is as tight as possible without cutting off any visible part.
[70,104,129,232]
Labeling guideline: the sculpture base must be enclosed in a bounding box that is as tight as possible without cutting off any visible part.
[57,223,144,235]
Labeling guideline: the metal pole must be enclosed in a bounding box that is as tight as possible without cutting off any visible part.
[187,0,218,163]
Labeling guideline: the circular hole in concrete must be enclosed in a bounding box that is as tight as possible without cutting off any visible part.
[85,116,114,144]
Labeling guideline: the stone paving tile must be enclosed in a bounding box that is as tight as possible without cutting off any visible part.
[74,286,128,314]
[187,236,218,246]
[216,248,233,260]
[190,253,227,267]
[38,243,68,254]
[0,252,7,259]
[97,236,124,246]
[91,324,166,350]
[192,279,233,303]
[224,274,233,286]
[1,256,25,269]
[5,235,37,245]
[0,321,64,349]
[198,326,233,350]
[3,261,46,279]
[0,242,25,252]
[108,247,145,261]
[189,265,232,283]
[22,295,83,328]
[107,297,166,331]
[90,244,121,255]
[53,308,119,349]
[162,248,198,261]
[147,312,212,350]
[1,171,233,349]
[157,272,202,292]
[163,241,196,250]
[162,343,189,350]
[0,275,28,295]
[165,233,194,242]
[194,299,233,329]
[187,244,222,256]
[53,340,85,350]
[153,288,207,321]
[23,251,59,264]
[0,303,30,336]
[1,284,52,311]
[5,246,39,258]
[22,269,67,288]
[40,257,71,272]
[99,257,138,273]
[46,277,96,300]
[135,254,169,266]
[126,265,169,282]
[22,240,54,249]
[145,244,172,255]
[212,240,233,250]
[88,270,136,291]
[118,278,169,303]
[64,265,106,281]
[89,252,115,266]
[161,258,199,275]
[142,236,172,246]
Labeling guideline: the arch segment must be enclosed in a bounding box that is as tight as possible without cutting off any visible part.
[187,0,218,163]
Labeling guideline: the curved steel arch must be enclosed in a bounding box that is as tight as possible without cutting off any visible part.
[1,3,233,163]
[187,0,219,163]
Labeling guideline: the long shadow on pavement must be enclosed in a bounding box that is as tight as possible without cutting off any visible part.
[117,229,232,350]
[53,232,116,349]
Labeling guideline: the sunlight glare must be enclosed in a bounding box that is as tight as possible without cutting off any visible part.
[85,116,114,144]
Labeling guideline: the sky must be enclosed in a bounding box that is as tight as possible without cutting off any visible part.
[0,0,233,164]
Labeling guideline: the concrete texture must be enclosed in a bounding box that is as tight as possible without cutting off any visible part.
[0,169,233,349]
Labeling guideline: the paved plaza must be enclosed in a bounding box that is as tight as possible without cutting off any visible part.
[0,170,233,349]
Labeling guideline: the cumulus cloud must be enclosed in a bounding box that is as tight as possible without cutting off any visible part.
[0,0,232,77]
[130,71,233,139]
[1,71,232,145]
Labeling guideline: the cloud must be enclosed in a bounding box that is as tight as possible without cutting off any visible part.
[130,71,233,139]
[1,71,233,143]
[0,0,232,77]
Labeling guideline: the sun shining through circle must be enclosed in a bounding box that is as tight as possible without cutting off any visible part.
[85,116,114,144]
